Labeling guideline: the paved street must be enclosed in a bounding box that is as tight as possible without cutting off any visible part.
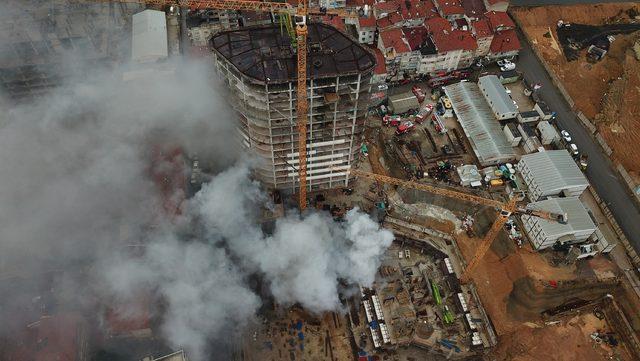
[515,29,640,253]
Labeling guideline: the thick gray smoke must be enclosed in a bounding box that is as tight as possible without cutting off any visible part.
[0,42,392,361]
[194,162,394,311]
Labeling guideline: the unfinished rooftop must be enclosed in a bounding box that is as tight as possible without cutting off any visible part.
[211,23,376,84]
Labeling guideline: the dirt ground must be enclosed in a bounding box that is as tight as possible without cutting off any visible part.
[452,228,633,361]
[511,3,640,175]
[490,313,631,361]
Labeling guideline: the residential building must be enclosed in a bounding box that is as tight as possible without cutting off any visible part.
[319,0,347,9]
[444,81,516,165]
[516,150,589,201]
[421,17,477,73]
[357,16,377,44]
[212,24,376,191]
[323,15,346,31]
[403,26,430,74]
[484,11,520,59]
[433,0,466,20]
[5,314,90,361]
[240,11,273,26]
[488,28,520,59]
[373,0,402,19]
[461,0,487,21]
[484,0,509,12]
[378,27,412,76]
[522,197,596,250]
[485,10,514,32]
[472,18,493,56]
[477,75,518,120]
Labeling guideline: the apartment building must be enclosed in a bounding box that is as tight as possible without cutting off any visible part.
[211,24,376,191]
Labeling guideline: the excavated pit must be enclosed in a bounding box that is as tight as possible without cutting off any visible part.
[506,276,619,322]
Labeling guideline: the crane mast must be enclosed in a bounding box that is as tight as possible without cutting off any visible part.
[294,8,308,211]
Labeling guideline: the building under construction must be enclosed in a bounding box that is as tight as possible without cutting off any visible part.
[211,23,376,191]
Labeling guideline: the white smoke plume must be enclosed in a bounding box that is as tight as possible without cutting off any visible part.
[0,27,393,361]
[193,162,394,312]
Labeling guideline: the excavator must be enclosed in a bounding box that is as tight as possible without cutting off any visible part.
[345,168,567,283]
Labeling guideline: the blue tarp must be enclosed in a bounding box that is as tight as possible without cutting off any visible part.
[369,320,379,329]
[298,332,304,340]
[295,320,303,330]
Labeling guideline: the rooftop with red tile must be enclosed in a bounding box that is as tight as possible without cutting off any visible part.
[377,16,394,29]
[426,16,452,34]
[358,16,377,28]
[461,0,487,19]
[374,0,401,13]
[347,0,375,6]
[489,28,521,53]
[434,0,465,16]
[372,48,387,74]
[432,28,477,52]
[472,18,493,37]
[388,11,404,25]
[485,11,515,31]
[324,15,345,31]
[403,26,430,50]
[380,28,411,53]
[405,0,438,20]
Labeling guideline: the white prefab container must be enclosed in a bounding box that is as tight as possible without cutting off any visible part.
[537,120,560,145]
[517,110,540,123]
[503,123,522,147]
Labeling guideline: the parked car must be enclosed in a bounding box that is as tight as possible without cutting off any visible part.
[412,85,426,103]
[382,114,402,127]
[498,59,516,71]
[569,143,579,156]
[396,121,415,135]
[560,130,572,143]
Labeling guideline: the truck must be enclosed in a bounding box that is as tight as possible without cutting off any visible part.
[389,91,419,115]
[395,121,415,135]
[411,85,426,103]
[414,103,434,123]
[382,114,402,127]
[431,112,447,134]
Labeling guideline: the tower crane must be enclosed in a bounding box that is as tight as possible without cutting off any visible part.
[346,168,567,283]
[90,0,352,211]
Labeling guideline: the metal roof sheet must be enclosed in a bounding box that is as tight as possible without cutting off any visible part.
[132,10,168,64]
[519,150,588,194]
[444,82,515,165]
[478,75,517,116]
[525,197,596,238]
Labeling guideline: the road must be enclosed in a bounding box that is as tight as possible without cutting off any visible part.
[515,29,640,253]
